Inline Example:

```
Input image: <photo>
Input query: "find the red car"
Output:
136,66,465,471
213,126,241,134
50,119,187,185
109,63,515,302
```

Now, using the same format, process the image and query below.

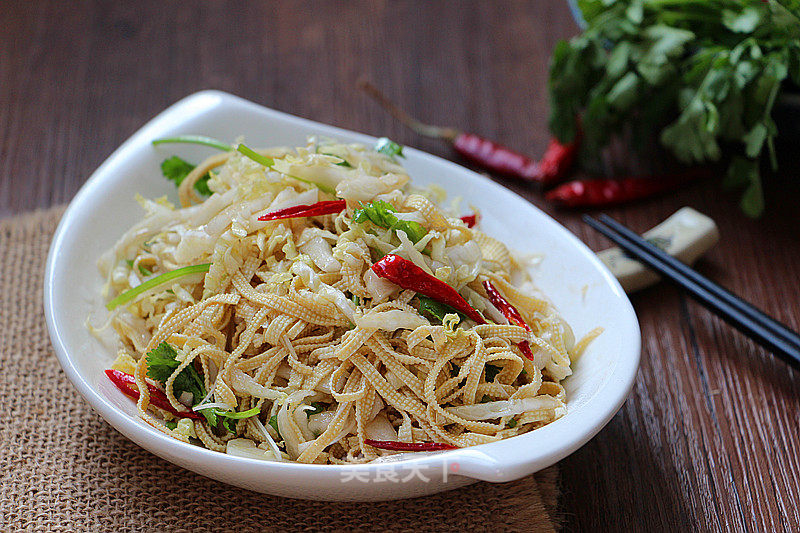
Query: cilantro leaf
161,156,194,187
221,417,237,434
269,414,281,440
195,407,261,434
722,7,761,33
606,72,640,112
726,156,764,217
145,342,181,383
145,342,206,409
353,200,397,228
352,200,427,243
160,156,212,197
740,175,765,218
375,137,404,158
202,408,217,428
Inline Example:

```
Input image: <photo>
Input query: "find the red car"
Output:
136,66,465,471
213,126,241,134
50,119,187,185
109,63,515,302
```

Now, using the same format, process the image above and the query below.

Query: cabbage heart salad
93,134,598,464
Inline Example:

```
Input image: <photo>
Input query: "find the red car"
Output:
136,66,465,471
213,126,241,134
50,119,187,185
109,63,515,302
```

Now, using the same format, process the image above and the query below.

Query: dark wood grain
3,1,799,530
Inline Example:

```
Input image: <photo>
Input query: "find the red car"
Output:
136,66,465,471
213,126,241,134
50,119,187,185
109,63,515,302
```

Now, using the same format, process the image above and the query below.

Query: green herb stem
106,263,211,310
216,407,261,419
238,143,337,194
152,135,233,152
236,143,274,167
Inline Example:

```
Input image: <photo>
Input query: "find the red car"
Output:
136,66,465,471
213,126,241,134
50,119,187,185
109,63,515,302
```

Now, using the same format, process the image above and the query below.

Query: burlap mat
0,206,560,532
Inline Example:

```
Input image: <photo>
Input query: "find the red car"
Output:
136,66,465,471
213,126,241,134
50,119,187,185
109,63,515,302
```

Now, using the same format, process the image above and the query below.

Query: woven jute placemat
0,206,560,532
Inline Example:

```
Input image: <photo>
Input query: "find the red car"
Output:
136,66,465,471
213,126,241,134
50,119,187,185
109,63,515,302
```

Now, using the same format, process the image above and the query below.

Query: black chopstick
596,213,800,350
584,214,800,367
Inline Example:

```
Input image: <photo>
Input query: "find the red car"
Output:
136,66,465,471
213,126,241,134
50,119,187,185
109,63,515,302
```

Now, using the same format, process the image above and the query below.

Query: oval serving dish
44,91,640,501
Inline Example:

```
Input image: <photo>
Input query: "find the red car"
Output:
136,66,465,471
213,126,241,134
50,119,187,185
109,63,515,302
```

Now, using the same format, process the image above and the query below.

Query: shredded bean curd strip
96,136,598,464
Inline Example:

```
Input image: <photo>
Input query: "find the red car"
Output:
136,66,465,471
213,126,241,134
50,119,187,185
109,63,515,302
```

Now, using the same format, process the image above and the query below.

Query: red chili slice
105,369,202,420
258,200,346,221
460,214,477,228
371,254,485,324
365,439,457,452
483,281,534,361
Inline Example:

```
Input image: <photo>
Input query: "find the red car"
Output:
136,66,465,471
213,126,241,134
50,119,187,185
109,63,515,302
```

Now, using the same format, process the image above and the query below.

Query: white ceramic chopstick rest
597,207,720,294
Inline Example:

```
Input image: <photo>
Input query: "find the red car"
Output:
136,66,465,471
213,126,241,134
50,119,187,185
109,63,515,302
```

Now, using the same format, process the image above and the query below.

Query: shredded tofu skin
95,136,598,464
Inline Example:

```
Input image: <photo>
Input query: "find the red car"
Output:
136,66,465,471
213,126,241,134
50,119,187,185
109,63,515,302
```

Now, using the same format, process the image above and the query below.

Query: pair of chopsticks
584,214,800,367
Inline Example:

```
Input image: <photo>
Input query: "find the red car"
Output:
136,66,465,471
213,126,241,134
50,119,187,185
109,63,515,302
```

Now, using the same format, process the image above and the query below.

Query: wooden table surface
3,1,799,530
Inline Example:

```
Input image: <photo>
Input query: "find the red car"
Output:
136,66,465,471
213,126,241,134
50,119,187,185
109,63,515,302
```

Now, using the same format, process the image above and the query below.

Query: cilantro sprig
145,342,262,430
161,156,212,196
152,136,232,197
146,342,206,410
549,0,800,216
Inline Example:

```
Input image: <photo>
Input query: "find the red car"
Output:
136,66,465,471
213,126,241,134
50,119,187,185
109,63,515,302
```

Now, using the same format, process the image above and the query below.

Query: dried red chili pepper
460,214,477,228
258,200,346,221
483,280,534,361
364,439,457,452
105,369,203,420
451,133,541,180
452,133,578,185
371,254,485,324
545,169,705,208
538,136,580,184
359,80,578,185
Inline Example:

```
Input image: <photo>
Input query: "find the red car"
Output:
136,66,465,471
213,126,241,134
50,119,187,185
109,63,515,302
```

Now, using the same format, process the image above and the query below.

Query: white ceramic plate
44,91,640,501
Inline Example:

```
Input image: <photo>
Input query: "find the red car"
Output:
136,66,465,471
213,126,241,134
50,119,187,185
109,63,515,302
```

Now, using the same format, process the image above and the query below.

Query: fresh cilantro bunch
549,0,800,216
